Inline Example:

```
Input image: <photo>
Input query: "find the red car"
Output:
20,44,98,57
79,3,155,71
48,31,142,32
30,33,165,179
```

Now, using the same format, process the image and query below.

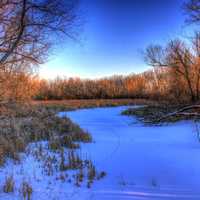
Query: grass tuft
3,175,15,193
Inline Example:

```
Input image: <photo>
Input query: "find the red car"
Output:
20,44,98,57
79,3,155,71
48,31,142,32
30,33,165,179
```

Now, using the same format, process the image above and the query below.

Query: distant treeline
32,64,197,104
0,0,200,105
1,59,199,104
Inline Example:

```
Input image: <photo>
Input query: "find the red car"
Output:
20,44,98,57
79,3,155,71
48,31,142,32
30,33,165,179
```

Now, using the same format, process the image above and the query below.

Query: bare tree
0,0,79,72
0,0,79,102
145,34,200,102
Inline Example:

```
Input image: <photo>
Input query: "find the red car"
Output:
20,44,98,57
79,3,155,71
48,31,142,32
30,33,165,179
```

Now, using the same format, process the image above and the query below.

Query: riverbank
122,104,200,124
33,99,155,112
0,103,107,199
1,100,199,199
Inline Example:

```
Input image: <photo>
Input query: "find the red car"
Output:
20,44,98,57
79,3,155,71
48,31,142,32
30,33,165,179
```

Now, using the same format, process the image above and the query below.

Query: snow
1,106,200,199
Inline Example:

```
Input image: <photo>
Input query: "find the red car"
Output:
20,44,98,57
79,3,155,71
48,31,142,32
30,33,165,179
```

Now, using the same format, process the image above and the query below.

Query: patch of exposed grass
57,148,106,187
21,181,33,200
0,101,108,193
3,175,15,193
122,105,199,124
0,104,92,166
33,99,154,112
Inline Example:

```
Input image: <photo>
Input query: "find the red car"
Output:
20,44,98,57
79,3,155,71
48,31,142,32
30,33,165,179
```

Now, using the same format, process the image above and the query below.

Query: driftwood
149,105,200,123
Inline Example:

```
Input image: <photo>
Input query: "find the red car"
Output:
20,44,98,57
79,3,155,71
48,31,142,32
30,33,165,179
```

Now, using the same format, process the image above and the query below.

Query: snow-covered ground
1,106,200,199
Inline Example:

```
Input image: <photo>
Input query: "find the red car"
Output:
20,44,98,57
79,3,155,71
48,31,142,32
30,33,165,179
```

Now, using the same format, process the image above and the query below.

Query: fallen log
148,105,200,123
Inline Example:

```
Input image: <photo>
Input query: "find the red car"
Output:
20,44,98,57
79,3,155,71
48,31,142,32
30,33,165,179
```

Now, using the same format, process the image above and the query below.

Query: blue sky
40,0,191,79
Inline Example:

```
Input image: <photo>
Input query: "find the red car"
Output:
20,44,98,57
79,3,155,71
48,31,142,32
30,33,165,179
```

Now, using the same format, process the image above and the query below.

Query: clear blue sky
40,0,191,79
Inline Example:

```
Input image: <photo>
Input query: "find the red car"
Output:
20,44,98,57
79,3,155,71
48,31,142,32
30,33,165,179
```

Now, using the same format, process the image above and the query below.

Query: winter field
1,106,200,199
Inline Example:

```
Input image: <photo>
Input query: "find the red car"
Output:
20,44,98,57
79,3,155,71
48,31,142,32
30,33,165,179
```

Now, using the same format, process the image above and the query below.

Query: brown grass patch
33,99,154,112
0,103,91,166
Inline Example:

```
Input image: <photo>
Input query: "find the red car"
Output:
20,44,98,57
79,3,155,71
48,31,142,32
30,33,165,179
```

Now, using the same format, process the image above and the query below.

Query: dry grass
21,181,33,200
0,101,107,191
3,175,15,193
33,99,154,112
0,103,91,166
122,105,200,124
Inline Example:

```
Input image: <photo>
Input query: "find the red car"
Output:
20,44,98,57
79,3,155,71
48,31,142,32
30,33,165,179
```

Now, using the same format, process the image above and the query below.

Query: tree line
1,0,200,105
24,66,191,104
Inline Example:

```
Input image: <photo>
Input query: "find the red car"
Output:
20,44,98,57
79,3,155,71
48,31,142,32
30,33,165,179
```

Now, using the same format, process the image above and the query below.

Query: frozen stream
1,106,200,200
63,106,200,199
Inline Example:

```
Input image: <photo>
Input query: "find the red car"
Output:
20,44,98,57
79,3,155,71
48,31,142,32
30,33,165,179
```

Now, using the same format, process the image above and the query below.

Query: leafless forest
1,1,200,106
